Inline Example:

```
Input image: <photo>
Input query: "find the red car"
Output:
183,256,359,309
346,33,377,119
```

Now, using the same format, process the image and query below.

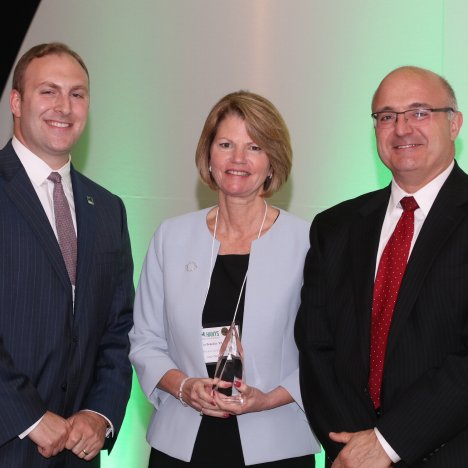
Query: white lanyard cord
205,199,268,324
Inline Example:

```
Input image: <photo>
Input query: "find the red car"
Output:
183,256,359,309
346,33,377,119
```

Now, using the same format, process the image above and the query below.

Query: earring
268,173,272,179
209,165,212,172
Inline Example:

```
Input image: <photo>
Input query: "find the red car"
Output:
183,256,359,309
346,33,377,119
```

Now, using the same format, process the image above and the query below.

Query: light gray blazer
129,207,320,464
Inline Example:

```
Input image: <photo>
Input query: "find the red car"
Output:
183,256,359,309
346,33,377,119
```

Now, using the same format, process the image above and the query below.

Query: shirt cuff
19,415,44,439
374,427,401,463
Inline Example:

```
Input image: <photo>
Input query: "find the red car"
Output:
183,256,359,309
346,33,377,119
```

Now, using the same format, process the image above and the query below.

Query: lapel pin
185,261,197,272
86,196,94,205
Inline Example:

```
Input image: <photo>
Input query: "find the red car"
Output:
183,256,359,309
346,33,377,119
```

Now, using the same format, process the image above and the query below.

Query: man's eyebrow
375,103,431,112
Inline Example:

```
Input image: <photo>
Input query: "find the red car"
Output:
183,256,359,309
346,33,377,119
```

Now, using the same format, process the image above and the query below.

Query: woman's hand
213,380,295,416
212,380,269,415
182,377,230,418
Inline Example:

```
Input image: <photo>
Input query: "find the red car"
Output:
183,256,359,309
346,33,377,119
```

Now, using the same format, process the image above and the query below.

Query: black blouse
193,254,249,464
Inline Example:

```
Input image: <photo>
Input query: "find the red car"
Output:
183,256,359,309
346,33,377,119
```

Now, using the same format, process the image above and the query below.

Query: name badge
201,324,239,364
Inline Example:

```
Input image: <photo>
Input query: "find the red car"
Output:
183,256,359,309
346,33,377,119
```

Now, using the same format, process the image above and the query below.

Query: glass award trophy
212,322,244,403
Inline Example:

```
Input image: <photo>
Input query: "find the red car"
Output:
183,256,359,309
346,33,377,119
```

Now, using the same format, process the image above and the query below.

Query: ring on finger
82,449,89,456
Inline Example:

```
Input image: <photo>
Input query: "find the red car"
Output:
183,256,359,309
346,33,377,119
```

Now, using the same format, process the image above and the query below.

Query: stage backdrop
1,1,468,467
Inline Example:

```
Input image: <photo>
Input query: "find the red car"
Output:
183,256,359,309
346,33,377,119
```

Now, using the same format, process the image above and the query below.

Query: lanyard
205,200,268,324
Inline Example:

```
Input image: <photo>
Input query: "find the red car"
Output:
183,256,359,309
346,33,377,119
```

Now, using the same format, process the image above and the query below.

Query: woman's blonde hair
195,90,292,197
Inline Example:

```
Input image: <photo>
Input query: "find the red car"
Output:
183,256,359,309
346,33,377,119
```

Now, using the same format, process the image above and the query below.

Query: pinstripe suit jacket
0,140,134,468
295,161,468,467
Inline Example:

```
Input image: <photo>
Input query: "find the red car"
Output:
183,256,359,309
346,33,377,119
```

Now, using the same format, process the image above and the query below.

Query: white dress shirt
374,160,454,463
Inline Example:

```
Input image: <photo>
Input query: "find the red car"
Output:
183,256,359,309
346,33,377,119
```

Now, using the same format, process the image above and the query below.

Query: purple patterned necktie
48,172,77,285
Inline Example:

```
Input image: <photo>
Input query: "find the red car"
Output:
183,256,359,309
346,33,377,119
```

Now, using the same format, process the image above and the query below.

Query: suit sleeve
82,197,134,445
376,359,468,464
294,215,374,460
0,339,47,445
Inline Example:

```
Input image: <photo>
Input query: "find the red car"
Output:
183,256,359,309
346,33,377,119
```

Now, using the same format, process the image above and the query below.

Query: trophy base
215,392,244,405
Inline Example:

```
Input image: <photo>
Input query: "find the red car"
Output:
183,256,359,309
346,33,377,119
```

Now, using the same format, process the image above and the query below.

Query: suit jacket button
61,383,68,392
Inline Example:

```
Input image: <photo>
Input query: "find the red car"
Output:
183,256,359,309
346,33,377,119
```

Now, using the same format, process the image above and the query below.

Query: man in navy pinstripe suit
0,43,134,467
296,66,468,467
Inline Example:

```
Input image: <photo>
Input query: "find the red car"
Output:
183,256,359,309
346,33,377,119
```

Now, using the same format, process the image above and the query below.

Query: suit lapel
0,142,70,290
71,168,96,317
386,163,468,357
351,187,390,365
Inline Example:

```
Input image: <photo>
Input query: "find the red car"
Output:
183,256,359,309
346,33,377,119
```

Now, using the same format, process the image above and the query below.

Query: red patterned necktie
48,172,77,285
369,196,419,409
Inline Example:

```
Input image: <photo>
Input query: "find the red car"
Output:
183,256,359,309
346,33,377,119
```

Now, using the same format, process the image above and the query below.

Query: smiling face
372,67,462,192
10,53,90,169
209,113,272,203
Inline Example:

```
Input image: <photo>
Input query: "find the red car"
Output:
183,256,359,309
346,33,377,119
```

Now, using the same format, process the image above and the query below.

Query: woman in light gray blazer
129,91,320,467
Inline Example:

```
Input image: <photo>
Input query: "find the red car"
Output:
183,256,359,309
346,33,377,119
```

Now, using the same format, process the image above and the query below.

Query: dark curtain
0,1,41,99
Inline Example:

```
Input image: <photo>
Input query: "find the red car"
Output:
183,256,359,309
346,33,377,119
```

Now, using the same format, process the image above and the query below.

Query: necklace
206,199,268,323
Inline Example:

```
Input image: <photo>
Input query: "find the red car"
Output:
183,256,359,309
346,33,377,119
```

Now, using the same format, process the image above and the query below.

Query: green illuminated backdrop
1,1,467,466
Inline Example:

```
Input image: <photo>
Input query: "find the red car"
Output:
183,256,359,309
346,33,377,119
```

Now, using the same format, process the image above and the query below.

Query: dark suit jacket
0,140,134,467
295,161,468,467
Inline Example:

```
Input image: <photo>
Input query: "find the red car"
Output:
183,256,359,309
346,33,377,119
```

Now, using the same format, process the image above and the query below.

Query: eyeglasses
371,107,455,128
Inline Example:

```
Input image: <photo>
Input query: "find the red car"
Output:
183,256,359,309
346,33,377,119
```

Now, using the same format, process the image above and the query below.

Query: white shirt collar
12,136,72,189
389,160,454,217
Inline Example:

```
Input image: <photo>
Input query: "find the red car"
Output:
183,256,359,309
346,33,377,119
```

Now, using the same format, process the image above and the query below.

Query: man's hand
28,411,71,458
330,429,392,468
65,411,108,461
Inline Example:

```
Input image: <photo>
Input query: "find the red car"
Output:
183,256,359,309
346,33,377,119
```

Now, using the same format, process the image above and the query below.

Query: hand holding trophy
212,322,244,403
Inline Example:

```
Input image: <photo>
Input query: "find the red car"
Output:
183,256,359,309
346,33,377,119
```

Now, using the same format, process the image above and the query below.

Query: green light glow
2,1,467,467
